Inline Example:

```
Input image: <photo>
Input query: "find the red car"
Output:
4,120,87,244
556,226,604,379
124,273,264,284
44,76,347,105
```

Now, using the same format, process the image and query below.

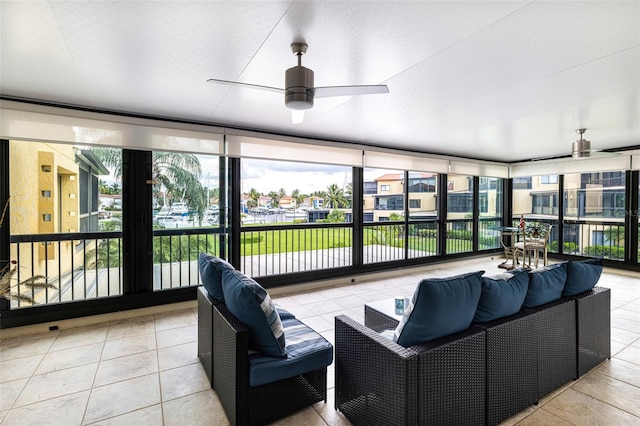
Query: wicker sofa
335,261,610,426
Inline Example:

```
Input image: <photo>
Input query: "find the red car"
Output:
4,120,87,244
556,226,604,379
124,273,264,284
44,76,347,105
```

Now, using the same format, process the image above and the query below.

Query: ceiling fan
572,128,617,159
207,42,389,124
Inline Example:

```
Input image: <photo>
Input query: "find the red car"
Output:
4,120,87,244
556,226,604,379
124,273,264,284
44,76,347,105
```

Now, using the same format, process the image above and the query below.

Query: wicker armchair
335,315,486,425
198,288,329,425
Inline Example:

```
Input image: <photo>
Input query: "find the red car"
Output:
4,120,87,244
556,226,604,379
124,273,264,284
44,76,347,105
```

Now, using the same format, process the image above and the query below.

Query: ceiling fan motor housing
285,65,314,110
572,138,591,158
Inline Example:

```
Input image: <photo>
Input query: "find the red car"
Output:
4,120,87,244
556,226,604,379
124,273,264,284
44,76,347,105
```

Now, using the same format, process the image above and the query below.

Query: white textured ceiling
1,1,639,163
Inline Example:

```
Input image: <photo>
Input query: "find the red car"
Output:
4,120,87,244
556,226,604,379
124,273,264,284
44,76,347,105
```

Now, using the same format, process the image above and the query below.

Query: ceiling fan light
572,138,591,158
285,96,314,110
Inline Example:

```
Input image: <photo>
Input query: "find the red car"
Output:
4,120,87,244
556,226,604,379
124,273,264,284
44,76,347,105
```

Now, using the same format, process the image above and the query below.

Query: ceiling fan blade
291,110,305,124
313,85,389,98
207,78,284,94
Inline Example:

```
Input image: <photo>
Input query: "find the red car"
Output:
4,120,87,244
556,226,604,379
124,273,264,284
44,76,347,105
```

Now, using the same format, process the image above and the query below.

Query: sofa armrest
412,326,486,425
571,286,611,376
335,315,418,426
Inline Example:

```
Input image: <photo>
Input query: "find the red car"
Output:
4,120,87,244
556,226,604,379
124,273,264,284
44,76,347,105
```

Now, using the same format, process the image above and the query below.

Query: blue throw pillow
222,268,286,357
198,252,234,302
523,262,567,308
393,271,484,347
473,270,529,322
563,259,603,296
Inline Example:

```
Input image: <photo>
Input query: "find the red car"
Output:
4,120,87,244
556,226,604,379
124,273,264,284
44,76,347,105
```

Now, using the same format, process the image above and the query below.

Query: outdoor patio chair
198,286,332,425
514,223,552,268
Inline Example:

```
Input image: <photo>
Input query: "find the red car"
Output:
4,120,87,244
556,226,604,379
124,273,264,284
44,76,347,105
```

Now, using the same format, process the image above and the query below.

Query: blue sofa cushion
222,268,286,357
198,252,234,302
523,262,567,308
473,269,529,322
393,271,484,347
563,259,603,296
248,318,333,387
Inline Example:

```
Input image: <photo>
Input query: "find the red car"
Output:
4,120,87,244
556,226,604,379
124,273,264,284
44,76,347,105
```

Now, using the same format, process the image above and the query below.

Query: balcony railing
7,217,630,309
7,229,224,309
240,223,353,276
561,220,625,260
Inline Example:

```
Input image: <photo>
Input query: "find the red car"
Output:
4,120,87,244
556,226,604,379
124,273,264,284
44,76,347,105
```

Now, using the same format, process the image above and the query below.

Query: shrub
584,245,624,260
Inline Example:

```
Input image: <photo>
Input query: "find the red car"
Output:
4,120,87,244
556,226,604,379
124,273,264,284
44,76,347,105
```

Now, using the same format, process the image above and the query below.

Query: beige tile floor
1,257,639,425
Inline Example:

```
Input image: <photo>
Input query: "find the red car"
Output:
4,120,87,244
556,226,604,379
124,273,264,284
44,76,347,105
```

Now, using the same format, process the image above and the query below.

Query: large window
513,177,532,190
408,171,438,220
564,171,625,260
478,176,503,250
512,174,558,254
151,151,220,229
363,168,403,222
241,158,352,225
532,192,558,215
375,195,403,210
446,174,473,254
8,141,121,306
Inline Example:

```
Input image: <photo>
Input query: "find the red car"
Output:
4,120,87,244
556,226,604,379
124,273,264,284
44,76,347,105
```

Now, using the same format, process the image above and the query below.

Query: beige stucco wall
9,140,80,282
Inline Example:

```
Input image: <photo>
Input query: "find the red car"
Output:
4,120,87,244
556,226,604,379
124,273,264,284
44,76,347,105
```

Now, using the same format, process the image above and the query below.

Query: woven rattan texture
364,304,400,332
476,310,538,426
335,315,418,426
414,326,486,425
574,287,611,377
197,287,214,386
532,298,577,399
205,293,327,425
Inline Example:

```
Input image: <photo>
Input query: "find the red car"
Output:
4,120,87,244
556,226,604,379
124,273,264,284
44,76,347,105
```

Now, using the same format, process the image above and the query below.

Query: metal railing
445,219,474,254
7,217,630,309
9,232,124,308
407,221,439,259
561,220,625,260
240,223,353,276
478,218,502,251
7,228,224,309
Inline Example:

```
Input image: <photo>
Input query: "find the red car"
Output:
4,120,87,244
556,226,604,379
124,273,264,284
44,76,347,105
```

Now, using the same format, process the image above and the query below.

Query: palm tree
325,183,348,209
268,191,280,207
247,188,261,209
91,148,204,214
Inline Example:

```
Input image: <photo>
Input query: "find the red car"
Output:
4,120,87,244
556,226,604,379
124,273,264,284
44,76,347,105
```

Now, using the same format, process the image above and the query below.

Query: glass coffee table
364,297,408,332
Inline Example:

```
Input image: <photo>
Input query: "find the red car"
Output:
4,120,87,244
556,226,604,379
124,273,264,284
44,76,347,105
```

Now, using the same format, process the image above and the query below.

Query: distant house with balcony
513,172,626,255
279,196,297,210
366,173,439,221
303,196,324,209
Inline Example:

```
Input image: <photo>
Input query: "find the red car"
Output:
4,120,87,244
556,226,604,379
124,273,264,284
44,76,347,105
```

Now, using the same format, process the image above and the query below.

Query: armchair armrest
335,315,418,425
211,299,251,425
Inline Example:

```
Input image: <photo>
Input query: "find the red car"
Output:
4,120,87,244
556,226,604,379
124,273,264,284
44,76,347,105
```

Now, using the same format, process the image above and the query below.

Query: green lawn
240,226,478,256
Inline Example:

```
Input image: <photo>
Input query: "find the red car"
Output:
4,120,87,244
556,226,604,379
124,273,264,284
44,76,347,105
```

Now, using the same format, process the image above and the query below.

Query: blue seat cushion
523,262,567,308
248,318,333,387
563,259,603,296
198,252,234,302
222,268,286,357
393,270,484,347
473,269,529,322
275,306,296,320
